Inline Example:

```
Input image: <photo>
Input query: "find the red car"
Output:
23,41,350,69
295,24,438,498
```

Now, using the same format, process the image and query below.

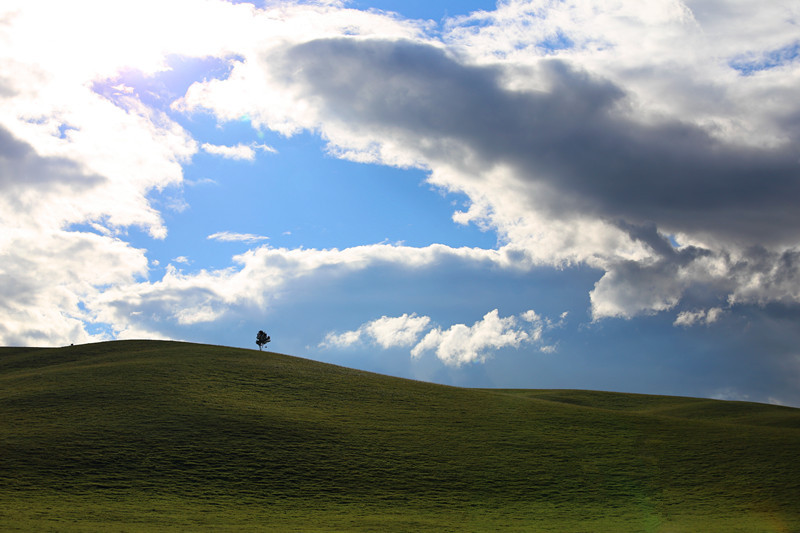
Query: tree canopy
256,330,270,351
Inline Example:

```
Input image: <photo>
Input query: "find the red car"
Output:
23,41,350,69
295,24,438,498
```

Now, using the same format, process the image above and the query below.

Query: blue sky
2,0,800,406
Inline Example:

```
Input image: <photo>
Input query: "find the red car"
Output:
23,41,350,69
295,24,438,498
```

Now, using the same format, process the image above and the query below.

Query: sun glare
10,0,251,80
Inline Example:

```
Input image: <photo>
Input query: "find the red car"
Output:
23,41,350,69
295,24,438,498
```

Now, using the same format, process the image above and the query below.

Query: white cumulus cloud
364,314,433,348
411,309,534,366
321,313,431,349
674,307,724,327
324,308,561,367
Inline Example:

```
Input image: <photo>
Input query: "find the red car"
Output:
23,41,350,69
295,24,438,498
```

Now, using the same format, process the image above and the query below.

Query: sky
2,0,800,406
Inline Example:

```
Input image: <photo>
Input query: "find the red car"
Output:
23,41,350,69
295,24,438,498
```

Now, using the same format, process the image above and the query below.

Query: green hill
1,340,798,532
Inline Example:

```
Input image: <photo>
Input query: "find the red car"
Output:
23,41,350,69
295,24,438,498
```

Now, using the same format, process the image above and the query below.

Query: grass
1,340,799,531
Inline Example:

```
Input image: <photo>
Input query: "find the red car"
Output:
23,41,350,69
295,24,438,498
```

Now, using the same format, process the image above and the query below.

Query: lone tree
256,330,271,351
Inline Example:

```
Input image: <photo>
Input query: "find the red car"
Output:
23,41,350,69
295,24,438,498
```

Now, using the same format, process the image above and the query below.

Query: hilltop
1,340,799,531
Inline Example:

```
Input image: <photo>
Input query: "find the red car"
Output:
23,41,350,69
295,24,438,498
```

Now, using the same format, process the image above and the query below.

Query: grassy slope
1,341,799,532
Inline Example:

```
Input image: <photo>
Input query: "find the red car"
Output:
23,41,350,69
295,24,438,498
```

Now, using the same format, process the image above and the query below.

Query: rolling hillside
1,340,799,531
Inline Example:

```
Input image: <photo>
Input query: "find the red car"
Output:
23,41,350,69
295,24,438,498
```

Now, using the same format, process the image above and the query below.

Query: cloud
410,309,547,366
186,177,218,186
323,308,560,366
0,123,154,346
674,307,724,327
200,142,276,160
321,313,431,349
321,328,363,349
365,314,432,348
0,82,193,240
0,125,102,192
208,231,270,243
254,143,278,154
201,142,256,161
0,0,253,344
0,125,106,228
0,226,149,346
271,37,800,246
174,2,800,320
282,35,798,319
711,388,751,403
89,243,502,340
2,0,800,350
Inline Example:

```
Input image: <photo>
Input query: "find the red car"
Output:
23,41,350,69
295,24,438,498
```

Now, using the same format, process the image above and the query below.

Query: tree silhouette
256,330,270,351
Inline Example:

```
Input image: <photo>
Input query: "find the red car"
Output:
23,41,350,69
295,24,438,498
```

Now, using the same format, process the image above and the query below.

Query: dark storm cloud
593,239,800,318
277,38,800,247
727,247,800,303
